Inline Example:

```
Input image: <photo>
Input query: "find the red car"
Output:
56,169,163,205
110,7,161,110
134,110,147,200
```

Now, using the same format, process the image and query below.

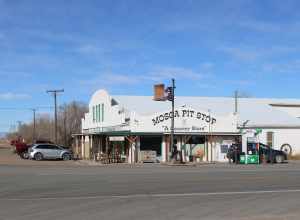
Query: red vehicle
10,138,30,159
11,138,55,159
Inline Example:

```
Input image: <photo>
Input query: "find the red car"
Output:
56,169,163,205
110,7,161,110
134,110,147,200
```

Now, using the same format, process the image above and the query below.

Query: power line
0,106,53,111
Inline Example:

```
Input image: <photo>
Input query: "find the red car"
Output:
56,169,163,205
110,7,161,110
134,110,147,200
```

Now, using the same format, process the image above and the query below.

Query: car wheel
22,152,29,159
62,153,71,161
281,144,292,156
275,155,284,163
34,153,43,161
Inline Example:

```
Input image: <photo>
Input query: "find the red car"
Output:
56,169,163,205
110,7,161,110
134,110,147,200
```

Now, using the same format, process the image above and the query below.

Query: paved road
1,163,300,220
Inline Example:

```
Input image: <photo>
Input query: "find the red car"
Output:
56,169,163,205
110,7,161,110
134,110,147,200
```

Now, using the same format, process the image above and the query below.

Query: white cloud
238,20,300,34
81,65,210,86
77,44,97,54
262,60,300,74
103,73,140,85
0,92,31,100
144,66,205,82
223,79,254,86
219,46,260,61
80,72,139,87
196,83,217,89
0,70,32,78
76,44,109,54
219,45,300,62
238,21,283,33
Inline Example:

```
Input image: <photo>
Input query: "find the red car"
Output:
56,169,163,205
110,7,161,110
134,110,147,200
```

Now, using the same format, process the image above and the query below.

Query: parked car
34,140,55,144
29,144,72,161
257,143,287,163
10,139,56,159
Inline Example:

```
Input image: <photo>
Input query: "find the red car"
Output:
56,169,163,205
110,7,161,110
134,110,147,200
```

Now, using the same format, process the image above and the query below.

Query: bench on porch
97,152,123,163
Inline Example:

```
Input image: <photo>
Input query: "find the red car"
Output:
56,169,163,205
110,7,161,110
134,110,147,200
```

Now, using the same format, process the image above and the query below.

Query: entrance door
218,140,233,162
140,136,162,156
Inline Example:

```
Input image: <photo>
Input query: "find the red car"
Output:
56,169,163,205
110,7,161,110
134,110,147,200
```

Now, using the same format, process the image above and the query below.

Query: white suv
29,144,72,161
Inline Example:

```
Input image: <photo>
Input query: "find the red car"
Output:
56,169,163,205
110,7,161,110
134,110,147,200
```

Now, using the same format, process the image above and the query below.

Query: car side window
36,145,48,149
48,145,60,150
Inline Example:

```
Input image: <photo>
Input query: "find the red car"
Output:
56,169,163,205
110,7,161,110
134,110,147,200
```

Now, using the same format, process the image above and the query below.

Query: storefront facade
73,89,300,163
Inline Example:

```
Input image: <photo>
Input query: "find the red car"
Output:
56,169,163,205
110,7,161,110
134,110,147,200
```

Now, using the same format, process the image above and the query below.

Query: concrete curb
74,160,218,167
161,162,216,167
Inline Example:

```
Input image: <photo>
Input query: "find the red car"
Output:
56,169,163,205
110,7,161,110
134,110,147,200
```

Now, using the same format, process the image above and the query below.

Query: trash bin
240,155,246,164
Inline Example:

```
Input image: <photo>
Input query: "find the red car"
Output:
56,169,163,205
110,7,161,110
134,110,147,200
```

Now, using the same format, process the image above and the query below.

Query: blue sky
1,0,300,132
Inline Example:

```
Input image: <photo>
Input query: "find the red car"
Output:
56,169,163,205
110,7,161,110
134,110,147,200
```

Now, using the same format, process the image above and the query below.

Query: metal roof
112,95,300,127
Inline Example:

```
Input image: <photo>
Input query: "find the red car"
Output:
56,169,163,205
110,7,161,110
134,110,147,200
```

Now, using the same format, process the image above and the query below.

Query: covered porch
72,132,140,164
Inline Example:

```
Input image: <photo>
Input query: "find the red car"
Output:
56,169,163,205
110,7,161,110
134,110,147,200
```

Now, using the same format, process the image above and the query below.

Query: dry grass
288,154,300,160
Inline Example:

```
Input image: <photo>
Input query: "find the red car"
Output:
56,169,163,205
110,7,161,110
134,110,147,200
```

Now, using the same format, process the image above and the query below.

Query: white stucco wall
82,90,239,135
260,129,300,155
81,89,300,158
82,90,127,131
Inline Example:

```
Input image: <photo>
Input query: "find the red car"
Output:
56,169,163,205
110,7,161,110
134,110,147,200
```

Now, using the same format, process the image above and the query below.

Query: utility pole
31,108,36,143
16,121,22,134
208,109,213,162
64,107,67,146
170,78,176,160
153,79,176,162
46,89,64,144
234,90,238,114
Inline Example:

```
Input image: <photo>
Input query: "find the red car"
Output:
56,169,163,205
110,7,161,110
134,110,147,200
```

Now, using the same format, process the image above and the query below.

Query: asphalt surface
1,161,300,220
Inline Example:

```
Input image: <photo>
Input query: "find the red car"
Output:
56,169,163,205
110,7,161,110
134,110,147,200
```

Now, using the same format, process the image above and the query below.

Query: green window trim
92,106,95,122
100,104,101,122
98,104,100,122
96,105,99,122
95,105,97,122
101,103,104,122
97,104,98,122
93,103,104,122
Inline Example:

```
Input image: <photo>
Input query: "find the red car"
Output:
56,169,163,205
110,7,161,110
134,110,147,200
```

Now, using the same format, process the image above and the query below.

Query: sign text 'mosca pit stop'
152,109,217,126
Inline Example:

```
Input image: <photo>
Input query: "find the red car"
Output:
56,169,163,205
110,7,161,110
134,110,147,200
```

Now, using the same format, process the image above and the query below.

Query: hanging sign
109,136,125,141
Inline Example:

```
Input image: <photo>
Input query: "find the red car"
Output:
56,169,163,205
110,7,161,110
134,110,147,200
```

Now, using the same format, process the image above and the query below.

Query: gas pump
240,139,260,164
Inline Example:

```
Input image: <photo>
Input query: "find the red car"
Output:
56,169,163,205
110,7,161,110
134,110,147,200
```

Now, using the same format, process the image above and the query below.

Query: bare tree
6,101,87,146
57,101,87,146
